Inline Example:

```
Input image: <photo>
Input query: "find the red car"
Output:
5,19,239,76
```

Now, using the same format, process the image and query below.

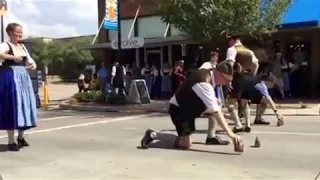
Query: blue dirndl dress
0,43,37,130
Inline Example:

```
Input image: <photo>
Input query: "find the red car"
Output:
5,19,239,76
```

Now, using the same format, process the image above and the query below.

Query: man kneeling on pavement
140,61,243,152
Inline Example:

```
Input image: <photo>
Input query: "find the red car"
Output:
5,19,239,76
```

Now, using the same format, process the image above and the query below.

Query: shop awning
80,36,195,50
280,0,320,29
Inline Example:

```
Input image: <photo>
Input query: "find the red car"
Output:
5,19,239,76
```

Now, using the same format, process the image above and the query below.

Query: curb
60,101,320,116
59,101,169,113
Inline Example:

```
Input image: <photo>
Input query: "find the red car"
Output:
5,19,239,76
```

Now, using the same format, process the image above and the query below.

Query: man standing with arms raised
225,35,270,133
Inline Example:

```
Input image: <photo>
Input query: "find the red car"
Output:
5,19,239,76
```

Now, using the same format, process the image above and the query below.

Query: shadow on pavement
160,129,227,135
137,133,240,156
0,144,8,152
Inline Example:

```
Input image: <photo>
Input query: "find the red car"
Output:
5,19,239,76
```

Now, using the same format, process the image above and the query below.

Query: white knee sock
243,104,251,127
7,130,15,144
230,108,242,128
207,116,216,138
256,103,267,119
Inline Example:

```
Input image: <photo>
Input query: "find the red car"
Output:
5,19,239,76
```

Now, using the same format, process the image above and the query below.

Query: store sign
111,37,144,50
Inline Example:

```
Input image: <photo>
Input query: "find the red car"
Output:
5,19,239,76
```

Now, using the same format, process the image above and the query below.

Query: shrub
72,91,105,103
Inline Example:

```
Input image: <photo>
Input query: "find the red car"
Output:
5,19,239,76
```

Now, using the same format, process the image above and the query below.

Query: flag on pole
103,0,119,31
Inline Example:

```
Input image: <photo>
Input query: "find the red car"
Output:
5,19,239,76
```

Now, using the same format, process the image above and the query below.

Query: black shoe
254,118,270,125
244,126,251,133
205,136,230,145
17,138,29,148
140,129,155,149
233,126,245,134
8,143,20,151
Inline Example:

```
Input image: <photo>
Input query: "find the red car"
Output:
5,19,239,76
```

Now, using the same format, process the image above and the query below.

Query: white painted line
0,113,158,139
253,131,320,136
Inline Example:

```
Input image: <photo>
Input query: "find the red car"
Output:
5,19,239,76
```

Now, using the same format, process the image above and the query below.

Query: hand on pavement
231,134,244,153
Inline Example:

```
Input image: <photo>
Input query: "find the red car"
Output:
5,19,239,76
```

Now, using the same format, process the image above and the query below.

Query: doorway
286,41,311,98
145,49,163,69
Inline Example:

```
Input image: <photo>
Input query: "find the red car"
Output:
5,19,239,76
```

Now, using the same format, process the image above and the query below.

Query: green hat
216,61,233,76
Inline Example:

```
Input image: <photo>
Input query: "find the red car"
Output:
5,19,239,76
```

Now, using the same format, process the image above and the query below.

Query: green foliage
158,0,293,40
72,91,105,103
32,36,95,80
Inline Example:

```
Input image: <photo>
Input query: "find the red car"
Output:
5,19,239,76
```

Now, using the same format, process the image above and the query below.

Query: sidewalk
38,83,77,109
60,100,320,116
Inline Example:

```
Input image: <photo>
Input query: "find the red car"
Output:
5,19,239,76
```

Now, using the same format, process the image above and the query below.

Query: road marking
0,113,158,139
253,131,320,136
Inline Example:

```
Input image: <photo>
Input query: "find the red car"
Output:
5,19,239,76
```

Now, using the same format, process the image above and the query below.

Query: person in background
172,60,185,94
77,71,86,93
98,62,109,93
151,64,161,99
160,62,172,98
279,53,294,98
125,63,133,94
141,63,153,95
111,62,126,95
131,63,140,79
0,23,37,151
87,73,99,91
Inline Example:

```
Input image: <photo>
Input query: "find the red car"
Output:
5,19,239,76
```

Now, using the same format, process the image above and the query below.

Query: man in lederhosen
111,61,126,95
140,61,244,153
224,35,271,133
235,63,284,129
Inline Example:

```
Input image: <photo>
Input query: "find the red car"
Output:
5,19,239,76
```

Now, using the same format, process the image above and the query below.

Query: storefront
273,0,320,97
87,0,320,96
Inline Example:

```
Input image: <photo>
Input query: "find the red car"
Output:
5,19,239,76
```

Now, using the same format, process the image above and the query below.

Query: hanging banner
0,0,8,16
103,0,119,31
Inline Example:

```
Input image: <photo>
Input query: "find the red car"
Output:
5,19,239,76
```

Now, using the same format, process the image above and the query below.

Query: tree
32,36,94,80
158,0,293,41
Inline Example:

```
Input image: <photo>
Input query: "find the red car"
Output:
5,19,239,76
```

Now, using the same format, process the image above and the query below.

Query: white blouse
0,42,36,65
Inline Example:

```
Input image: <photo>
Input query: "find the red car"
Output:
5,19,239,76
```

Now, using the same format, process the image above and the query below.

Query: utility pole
117,0,122,65
0,0,8,42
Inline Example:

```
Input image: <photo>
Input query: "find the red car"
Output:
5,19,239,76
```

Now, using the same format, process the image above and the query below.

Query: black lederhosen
241,85,263,104
169,69,210,136
168,104,197,137
229,72,253,99
240,75,264,104
229,72,263,103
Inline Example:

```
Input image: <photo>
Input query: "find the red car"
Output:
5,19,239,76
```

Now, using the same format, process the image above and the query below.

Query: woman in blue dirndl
0,23,37,151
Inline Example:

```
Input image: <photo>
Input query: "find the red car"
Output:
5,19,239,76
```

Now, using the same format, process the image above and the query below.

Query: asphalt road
0,110,319,179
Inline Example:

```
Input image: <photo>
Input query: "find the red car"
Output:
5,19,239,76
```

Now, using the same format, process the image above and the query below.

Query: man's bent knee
227,98,238,112
177,136,192,149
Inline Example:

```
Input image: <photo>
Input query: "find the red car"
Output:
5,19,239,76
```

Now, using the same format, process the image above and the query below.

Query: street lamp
0,0,7,42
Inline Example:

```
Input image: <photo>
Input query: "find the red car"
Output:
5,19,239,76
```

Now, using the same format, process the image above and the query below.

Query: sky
4,0,98,39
